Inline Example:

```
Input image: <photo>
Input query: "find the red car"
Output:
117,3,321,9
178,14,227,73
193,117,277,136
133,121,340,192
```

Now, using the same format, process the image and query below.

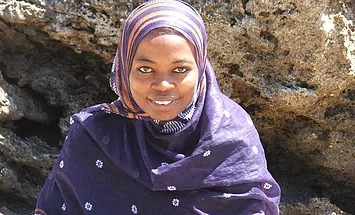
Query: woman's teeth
154,101,172,105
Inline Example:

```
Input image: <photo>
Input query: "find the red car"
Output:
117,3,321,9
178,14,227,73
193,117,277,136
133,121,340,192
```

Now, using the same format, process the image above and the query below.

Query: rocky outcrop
0,0,354,214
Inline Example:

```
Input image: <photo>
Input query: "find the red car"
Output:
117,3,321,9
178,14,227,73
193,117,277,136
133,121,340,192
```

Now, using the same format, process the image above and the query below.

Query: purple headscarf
35,0,281,214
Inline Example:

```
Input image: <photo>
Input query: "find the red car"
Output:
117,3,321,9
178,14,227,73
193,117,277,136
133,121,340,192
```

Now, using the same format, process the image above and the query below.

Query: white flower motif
131,204,138,214
167,186,176,191
84,202,93,211
48,172,54,180
102,136,110,144
161,162,168,167
62,203,66,211
101,106,111,114
172,198,180,207
224,110,230,118
95,159,104,168
263,183,272,190
132,171,139,178
203,150,211,157
252,146,259,154
69,117,74,124
59,160,64,169
223,193,232,198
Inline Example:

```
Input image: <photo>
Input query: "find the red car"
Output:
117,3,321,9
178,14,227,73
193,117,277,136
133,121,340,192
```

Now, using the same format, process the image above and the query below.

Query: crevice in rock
229,11,245,27
330,190,355,214
15,163,46,186
0,154,41,208
243,103,261,115
281,81,317,93
309,168,355,213
272,3,298,16
296,81,317,91
259,12,270,17
241,0,251,16
230,17,237,27
13,103,64,147
0,62,20,85
266,150,320,205
13,115,63,148
324,105,355,120
226,63,243,77
260,31,279,48
273,8,287,16
0,191,33,215
344,89,354,101
266,143,355,213
0,62,5,71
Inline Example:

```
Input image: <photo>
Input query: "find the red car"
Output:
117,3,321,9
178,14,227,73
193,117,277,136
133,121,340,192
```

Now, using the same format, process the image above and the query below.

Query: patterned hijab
104,0,207,123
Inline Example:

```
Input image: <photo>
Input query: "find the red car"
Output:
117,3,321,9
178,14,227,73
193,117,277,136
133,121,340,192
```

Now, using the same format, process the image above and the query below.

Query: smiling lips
149,97,177,106
153,100,173,105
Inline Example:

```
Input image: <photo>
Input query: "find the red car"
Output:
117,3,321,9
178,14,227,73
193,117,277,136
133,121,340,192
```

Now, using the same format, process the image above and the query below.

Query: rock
0,206,18,215
0,0,45,24
0,71,48,122
0,0,354,214
280,198,351,215
0,127,58,205
204,0,355,212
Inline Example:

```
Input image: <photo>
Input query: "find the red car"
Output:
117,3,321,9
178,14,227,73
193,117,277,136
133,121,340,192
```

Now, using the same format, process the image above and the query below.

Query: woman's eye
173,67,188,73
138,67,153,73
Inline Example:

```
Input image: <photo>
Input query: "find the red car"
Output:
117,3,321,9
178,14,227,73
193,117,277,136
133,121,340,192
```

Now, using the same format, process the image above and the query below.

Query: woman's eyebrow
172,59,195,64
134,56,155,63
134,57,194,65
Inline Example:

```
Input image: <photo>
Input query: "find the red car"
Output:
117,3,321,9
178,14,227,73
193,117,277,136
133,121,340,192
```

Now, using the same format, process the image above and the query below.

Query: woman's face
129,30,198,121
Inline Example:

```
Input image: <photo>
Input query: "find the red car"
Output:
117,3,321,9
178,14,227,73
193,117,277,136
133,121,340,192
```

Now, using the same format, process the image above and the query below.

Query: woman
35,0,280,214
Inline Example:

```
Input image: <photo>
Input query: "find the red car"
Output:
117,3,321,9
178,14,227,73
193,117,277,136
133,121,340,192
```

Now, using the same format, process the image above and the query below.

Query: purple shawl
35,0,280,214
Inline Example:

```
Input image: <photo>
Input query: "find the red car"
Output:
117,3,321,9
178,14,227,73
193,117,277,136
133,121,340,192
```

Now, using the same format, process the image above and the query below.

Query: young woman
35,0,280,214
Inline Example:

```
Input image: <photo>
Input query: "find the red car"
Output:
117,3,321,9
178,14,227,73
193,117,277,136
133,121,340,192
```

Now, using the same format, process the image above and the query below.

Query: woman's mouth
148,97,178,109
153,100,173,105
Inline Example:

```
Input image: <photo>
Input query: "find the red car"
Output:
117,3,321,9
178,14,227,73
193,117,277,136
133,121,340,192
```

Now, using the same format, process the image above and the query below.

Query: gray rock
0,128,57,204
0,71,48,122
0,206,18,215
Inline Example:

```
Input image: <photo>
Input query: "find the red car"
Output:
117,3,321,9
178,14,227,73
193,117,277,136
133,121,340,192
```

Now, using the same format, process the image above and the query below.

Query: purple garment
35,63,280,214
35,0,280,214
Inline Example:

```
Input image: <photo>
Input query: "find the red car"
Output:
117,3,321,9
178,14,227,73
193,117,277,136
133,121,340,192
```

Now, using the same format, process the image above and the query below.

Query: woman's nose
151,75,175,91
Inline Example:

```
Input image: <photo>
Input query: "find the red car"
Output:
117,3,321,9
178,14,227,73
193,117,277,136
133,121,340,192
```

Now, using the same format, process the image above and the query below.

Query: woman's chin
150,113,178,121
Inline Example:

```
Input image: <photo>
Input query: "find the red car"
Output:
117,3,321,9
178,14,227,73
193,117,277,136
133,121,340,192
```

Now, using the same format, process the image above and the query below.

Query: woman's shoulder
64,103,133,150
69,103,128,136
71,103,121,124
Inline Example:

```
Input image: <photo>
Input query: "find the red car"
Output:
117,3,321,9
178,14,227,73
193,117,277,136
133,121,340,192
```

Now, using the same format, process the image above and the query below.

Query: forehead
148,27,182,36
140,28,192,45
135,30,197,59
140,28,194,47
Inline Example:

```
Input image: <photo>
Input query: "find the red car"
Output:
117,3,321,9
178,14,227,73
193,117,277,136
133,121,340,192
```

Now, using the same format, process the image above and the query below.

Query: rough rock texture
0,0,354,214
